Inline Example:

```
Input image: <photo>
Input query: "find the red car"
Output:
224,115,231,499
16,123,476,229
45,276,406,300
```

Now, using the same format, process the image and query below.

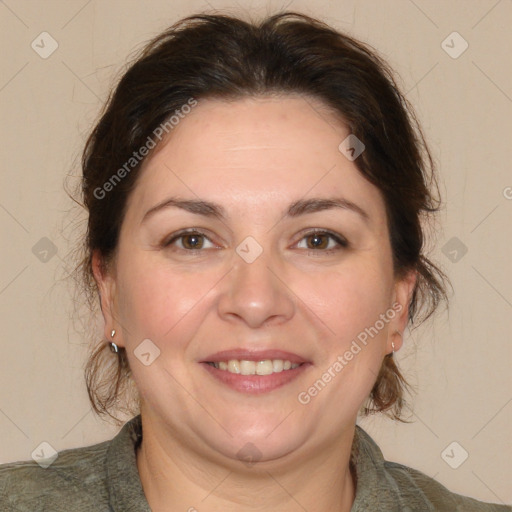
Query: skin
93,95,416,512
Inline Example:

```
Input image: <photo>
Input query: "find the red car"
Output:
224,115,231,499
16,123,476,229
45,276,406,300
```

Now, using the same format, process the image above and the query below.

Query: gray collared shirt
1,415,509,511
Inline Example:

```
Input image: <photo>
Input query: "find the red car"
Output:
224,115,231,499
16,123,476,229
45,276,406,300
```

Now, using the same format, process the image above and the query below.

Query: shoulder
0,438,111,512
352,425,511,512
384,459,511,511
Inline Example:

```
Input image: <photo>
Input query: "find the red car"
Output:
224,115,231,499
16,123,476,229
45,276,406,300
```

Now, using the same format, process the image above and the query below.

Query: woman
1,11,509,511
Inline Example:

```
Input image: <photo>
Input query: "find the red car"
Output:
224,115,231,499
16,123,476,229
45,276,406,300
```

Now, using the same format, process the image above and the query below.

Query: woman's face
95,95,415,464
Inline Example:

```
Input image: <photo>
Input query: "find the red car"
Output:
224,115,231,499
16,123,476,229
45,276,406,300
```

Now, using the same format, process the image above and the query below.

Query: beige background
1,0,511,505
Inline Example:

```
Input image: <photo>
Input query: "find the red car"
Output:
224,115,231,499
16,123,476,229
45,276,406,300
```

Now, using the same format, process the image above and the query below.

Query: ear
92,249,123,347
387,269,417,354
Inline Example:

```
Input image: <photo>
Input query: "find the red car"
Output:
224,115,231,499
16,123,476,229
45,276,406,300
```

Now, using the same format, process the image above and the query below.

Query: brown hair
76,11,450,425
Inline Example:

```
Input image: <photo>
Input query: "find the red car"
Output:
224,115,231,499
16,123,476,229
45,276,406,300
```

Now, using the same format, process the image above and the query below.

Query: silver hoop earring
109,329,119,353
390,330,402,356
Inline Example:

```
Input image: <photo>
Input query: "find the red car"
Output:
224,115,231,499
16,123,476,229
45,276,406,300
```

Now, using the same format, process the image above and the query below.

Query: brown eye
181,233,205,250
297,230,348,252
163,230,215,251
306,233,329,249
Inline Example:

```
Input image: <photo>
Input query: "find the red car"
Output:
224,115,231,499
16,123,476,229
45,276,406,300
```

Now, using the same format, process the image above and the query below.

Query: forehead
126,95,386,226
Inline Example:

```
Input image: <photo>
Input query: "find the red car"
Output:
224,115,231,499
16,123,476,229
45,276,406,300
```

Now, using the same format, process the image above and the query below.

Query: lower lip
201,362,312,394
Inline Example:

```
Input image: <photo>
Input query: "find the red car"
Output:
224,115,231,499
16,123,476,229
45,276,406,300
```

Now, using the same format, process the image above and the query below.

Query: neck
135,412,356,512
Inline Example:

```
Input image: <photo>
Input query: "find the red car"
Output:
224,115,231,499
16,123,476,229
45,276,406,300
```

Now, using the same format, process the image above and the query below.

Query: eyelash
163,228,349,254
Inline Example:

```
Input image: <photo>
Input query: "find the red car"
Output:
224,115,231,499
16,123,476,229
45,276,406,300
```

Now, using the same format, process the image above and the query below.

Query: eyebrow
141,196,370,224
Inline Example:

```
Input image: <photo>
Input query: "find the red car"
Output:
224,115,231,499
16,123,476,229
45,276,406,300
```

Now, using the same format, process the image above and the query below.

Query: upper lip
200,349,311,365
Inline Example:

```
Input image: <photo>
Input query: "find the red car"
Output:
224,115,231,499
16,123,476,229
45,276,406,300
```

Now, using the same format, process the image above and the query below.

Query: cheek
116,254,212,344
115,238,394,357
303,257,394,344
298,263,392,418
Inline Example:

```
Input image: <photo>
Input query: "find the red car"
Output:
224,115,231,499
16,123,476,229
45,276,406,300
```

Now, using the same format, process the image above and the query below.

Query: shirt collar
351,424,432,511
107,414,150,511
106,415,431,511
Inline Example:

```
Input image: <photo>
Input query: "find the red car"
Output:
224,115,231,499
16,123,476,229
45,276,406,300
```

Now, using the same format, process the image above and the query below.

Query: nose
217,246,296,329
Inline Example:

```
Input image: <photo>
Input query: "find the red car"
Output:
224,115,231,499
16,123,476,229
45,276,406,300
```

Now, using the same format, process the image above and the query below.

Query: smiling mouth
201,357,311,394
206,359,304,375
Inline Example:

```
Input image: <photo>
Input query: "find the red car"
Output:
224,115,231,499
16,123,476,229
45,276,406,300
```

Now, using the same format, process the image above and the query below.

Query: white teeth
272,359,284,372
256,360,274,375
240,360,255,375
209,359,301,375
228,360,240,374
